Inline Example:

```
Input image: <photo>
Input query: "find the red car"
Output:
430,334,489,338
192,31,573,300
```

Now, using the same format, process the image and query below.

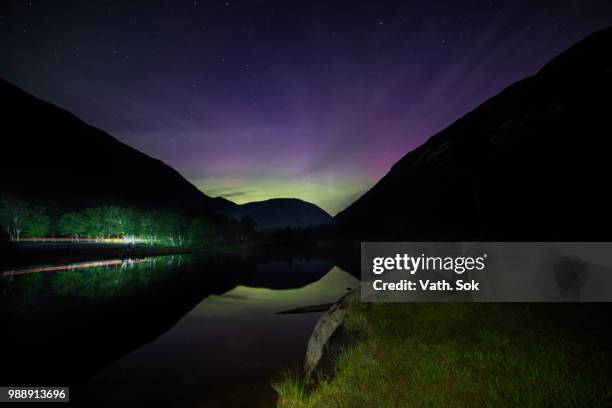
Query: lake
0,253,359,407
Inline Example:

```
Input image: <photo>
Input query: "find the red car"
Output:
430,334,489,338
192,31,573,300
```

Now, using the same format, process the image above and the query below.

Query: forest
0,196,256,247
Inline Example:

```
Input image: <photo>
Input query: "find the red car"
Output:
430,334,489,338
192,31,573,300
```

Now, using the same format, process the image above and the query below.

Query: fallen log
303,288,360,377
276,303,335,314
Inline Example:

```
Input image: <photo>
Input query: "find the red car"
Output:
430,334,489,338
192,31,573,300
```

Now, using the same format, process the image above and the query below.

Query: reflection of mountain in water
208,267,359,315
245,259,334,289
0,254,344,387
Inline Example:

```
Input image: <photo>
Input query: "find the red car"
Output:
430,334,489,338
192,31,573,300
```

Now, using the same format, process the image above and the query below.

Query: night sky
2,1,612,214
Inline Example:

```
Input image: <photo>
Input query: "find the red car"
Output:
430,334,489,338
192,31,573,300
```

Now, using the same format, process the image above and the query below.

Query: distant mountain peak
224,197,332,229
0,79,331,229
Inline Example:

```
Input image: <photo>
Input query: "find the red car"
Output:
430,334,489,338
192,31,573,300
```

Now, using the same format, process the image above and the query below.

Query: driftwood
303,288,360,376
276,303,335,314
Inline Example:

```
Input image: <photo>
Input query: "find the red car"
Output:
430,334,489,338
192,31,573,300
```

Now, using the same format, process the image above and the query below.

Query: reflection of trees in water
51,256,185,299
0,253,225,386
1,254,337,309
0,253,341,386
0,255,194,308
0,272,44,307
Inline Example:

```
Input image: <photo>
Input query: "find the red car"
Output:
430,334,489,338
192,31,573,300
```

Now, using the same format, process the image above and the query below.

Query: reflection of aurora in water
0,253,352,397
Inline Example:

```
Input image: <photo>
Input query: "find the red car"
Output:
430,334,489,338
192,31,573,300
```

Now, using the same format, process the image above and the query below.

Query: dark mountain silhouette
224,198,332,229
335,27,612,241
0,78,221,211
0,80,328,228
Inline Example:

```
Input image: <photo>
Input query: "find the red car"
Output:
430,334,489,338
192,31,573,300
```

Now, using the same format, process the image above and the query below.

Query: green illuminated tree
83,207,107,239
23,206,51,239
0,197,32,241
0,198,51,240
155,212,189,247
140,212,157,245
58,212,87,241
104,206,140,241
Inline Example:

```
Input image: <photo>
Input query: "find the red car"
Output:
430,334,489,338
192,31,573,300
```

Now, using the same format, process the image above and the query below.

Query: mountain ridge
0,78,218,211
0,79,329,229
224,198,332,229
335,27,612,240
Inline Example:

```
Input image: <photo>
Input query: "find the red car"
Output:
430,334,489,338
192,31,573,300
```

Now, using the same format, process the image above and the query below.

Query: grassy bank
274,303,612,407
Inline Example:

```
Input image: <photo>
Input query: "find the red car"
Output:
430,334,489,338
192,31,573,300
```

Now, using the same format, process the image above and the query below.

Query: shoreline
274,301,612,407
0,241,257,270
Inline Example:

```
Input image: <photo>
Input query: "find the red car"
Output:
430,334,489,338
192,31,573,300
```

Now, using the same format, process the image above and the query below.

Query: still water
0,254,358,407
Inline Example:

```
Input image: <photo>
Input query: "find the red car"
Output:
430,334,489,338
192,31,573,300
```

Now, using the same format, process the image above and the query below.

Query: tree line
0,196,256,246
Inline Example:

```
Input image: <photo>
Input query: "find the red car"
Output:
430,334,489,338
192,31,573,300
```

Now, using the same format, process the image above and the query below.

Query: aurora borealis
2,1,612,214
